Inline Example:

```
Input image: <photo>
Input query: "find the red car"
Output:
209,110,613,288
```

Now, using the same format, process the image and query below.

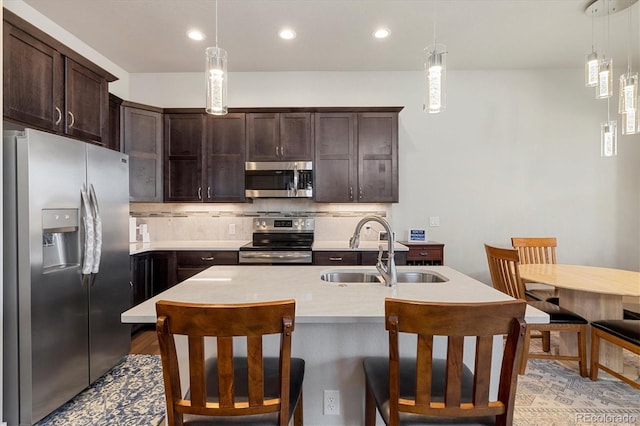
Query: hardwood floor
130,326,160,355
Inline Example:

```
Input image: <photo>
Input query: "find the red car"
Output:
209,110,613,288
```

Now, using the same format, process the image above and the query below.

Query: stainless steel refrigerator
3,128,131,425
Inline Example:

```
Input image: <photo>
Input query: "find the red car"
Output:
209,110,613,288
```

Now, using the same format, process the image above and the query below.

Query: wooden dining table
519,263,640,373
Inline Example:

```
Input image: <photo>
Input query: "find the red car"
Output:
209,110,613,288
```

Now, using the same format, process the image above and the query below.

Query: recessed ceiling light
278,28,296,40
187,29,205,41
373,28,390,39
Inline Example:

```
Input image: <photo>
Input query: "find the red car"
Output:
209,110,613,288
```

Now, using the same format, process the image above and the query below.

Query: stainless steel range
239,217,314,264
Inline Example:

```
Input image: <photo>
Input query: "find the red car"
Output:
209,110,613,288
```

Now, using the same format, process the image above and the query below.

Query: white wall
130,70,640,282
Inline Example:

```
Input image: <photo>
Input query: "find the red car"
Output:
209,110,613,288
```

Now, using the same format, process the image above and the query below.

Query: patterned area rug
35,355,165,426
36,351,639,426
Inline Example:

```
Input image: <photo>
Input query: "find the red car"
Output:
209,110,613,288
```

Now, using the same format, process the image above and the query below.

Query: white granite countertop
130,240,407,255
121,265,548,325
129,240,249,255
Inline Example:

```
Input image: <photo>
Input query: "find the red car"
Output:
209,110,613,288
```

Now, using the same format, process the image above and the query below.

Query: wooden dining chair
484,244,588,377
156,299,304,426
590,319,640,390
511,237,558,302
363,298,527,426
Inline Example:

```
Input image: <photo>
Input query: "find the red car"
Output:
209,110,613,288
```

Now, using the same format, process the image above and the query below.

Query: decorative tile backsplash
130,200,392,242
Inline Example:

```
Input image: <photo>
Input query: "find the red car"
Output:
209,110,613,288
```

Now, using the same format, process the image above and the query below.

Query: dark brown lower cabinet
313,251,407,266
150,251,177,296
398,242,445,265
175,250,239,282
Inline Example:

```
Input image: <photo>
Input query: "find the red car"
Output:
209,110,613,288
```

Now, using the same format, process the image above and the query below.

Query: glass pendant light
424,44,446,114
597,57,613,99
618,0,638,135
621,109,638,134
601,120,617,156
424,1,446,114
585,7,599,87
205,0,228,115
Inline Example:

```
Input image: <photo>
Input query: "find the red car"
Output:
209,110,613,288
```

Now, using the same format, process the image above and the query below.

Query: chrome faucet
349,216,397,287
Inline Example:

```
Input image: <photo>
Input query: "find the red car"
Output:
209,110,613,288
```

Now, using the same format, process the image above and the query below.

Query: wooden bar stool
363,298,527,426
156,299,305,426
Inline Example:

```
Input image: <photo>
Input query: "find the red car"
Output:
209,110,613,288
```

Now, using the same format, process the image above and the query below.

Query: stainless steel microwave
245,161,313,198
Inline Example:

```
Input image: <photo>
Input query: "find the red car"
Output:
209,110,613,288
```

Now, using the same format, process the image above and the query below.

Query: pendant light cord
606,0,611,122
432,0,437,46
591,5,596,52
626,0,632,74
215,0,219,48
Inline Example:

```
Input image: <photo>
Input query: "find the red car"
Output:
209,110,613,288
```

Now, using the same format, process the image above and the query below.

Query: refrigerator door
86,144,131,382
15,129,89,424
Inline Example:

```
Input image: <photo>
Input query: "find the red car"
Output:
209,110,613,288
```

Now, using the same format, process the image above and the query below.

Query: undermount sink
320,271,383,283
320,270,448,284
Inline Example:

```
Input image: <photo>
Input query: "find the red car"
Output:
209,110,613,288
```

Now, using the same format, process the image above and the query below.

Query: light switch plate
429,216,440,227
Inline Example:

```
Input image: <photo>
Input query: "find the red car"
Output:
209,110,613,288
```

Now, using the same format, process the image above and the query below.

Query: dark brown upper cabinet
246,112,312,161
164,113,204,202
122,102,164,202
164,112,246,203
204,113,246,202
3,9,117,146
315,108,400,203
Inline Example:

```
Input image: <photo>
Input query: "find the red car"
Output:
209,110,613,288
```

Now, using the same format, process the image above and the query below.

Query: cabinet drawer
313,251,359,265
361,251,407,266
175,250,238,267
406,247,443,262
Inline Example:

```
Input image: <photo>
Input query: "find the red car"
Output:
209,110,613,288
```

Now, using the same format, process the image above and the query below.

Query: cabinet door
246,113,279,161
3,23,63,132
280,112,312,160
357,112,398,202
107,93,122,152
123,106,163,202
314,113,357,202
64,58,108,144
130,254,150,307
205,113,246,202
164,114,204,202
150,251,177,296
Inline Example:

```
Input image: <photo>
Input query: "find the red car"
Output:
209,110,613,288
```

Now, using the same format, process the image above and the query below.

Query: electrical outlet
228,223,236,235
323,390,340,415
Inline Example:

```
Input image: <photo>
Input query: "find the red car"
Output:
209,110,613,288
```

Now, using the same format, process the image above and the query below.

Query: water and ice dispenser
42,208,80,272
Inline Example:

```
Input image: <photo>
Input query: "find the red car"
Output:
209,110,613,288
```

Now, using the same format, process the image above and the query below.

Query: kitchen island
122,265,547,425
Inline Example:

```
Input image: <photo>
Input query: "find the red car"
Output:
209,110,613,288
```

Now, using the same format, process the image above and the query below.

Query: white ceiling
20,0,640,73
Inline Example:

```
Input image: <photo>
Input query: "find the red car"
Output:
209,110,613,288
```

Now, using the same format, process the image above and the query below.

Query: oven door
238,250,312,264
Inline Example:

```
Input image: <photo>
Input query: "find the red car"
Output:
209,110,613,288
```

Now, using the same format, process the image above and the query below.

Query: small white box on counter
408,228,426,242
129,217,137,242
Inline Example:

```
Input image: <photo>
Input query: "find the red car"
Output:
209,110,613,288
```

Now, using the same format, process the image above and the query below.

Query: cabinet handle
329,257,343,261
197,187,202,200
201,256,215,261
359,186,363,199
207,186,212,199
349,186,353,200
281,145,284,157
420,252,429,256
68,111,75,128
54,107,62,125
275,146,279,158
